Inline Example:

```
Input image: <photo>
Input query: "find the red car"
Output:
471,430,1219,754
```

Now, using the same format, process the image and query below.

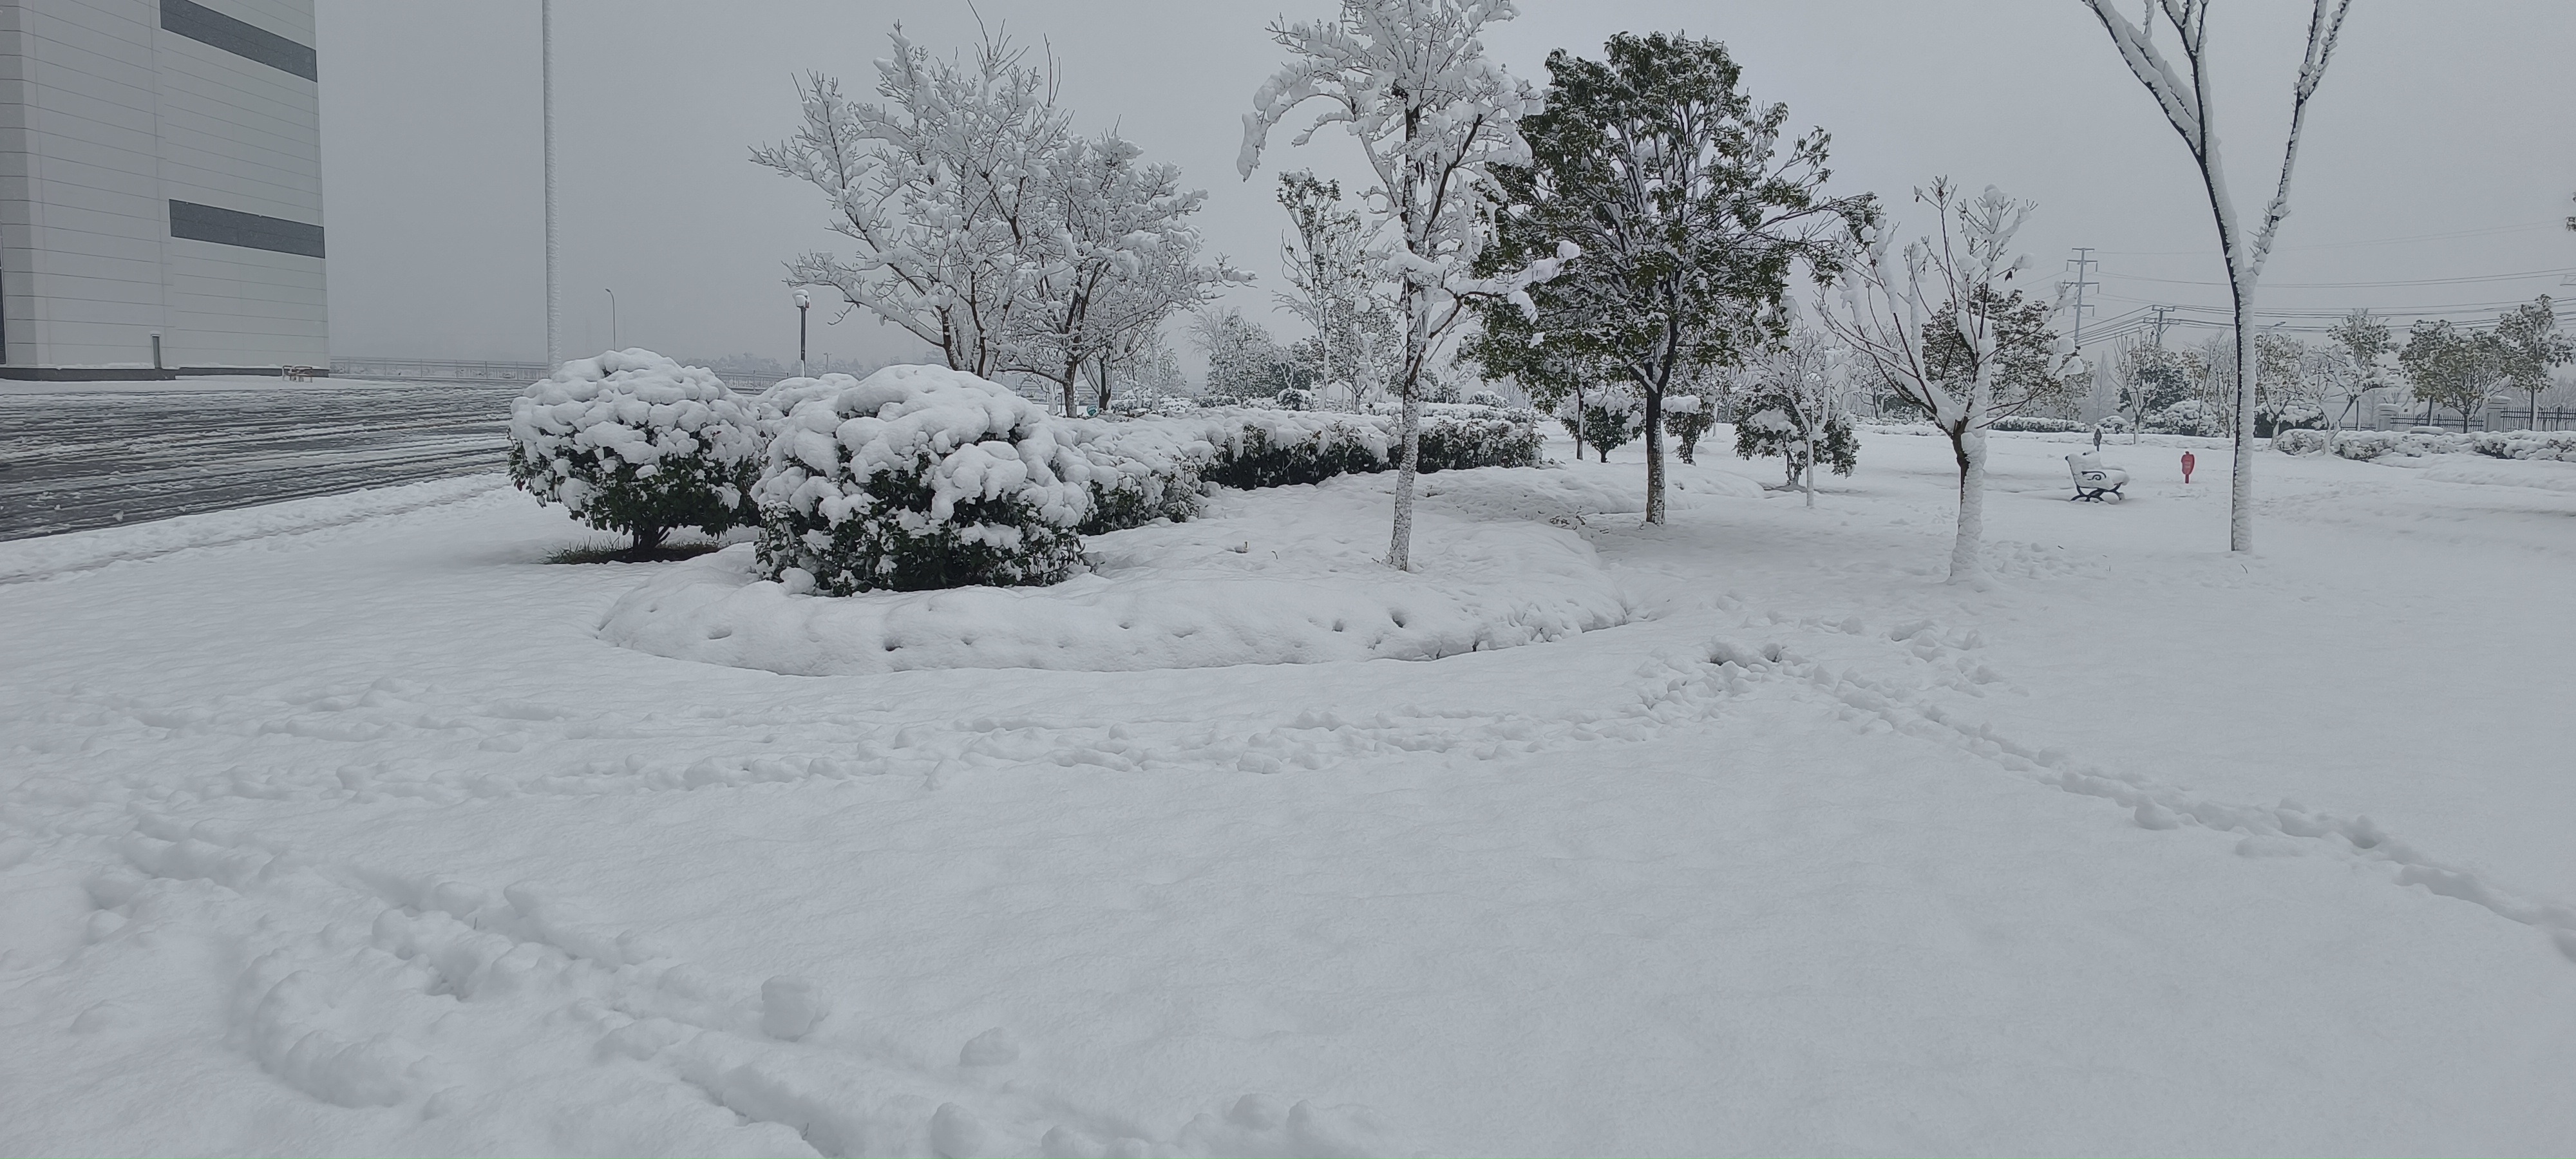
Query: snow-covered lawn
3,429,2572,1155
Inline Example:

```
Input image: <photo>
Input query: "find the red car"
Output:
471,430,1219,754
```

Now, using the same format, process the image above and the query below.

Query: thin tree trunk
1642,382,1666,525
1949,425,1986,583
2228,274,2258,552
1387,284,1426,572
1804,428,1817,508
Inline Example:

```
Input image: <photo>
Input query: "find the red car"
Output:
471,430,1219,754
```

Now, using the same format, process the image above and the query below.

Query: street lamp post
542,0,559,369
604,288,618,350
795,289,811,378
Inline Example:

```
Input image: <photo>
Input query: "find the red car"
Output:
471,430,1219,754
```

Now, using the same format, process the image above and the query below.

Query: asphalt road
0,377,525,540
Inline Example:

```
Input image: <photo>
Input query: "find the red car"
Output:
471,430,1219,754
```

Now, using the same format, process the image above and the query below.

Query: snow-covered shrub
1062,420,1209,535
2289,428,2576,462
506,350,764,552
2143,399,2226,437
1103,391,1194,419
752,366,1095,595
1467,390,1508,409
2470,431,2576,462
2271,428,2329,455
1194,414,1388,489
1561,388,1642,455
1270,386,1319,411
1987,415,2091,433
1412,414,1545,472
1665,393,1715,464
1734,405,1857,484
2096,413,2133,435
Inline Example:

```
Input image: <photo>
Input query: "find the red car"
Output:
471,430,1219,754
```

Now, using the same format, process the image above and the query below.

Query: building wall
0,0,323,370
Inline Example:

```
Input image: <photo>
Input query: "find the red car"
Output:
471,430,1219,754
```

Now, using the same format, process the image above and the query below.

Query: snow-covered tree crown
751,28,1072,378
1236,0,1573,316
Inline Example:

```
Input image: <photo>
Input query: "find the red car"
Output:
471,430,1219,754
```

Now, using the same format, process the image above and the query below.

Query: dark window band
169,200,325,258
160,0,316,80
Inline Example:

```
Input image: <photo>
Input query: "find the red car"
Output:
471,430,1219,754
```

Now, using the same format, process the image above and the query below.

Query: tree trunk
1641,384,1666,525
2228,274,2258,553
1094,357,1113,416
1948,424,1985,583
631,523,667,557
1387,285,1426,572
1803,428,1817,508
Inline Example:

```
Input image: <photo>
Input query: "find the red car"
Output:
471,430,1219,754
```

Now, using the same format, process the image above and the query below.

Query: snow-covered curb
601,470,1645,675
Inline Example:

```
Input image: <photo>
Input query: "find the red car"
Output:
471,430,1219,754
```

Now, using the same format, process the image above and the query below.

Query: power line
2104,266,2576,290
2090,220,2565,257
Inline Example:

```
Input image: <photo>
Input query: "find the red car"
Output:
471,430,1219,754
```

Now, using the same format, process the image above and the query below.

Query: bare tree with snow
1021,133,1245,417
2080,0,2355,552
1825,180,2081,585
752,28,1072,380
1238,0,1576,570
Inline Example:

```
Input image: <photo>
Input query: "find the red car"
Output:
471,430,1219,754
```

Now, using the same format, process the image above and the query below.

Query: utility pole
542,0,560,370
603,288,617,350
2149,303,2173,349
2064,247,2098,352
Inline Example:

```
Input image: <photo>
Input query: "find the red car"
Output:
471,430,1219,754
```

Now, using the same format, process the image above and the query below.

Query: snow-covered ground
3,428,2573,1155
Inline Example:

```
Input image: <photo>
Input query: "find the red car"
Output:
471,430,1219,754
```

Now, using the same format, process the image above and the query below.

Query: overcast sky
312,1,2576,368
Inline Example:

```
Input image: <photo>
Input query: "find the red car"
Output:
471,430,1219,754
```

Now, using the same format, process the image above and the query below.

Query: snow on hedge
2276,428,2576,462
752,366,1097,595
505,350,764,549
602,468,1638,675
1064,405,1546,531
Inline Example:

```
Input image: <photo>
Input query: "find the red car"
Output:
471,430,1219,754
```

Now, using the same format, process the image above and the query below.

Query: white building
0,0,323,378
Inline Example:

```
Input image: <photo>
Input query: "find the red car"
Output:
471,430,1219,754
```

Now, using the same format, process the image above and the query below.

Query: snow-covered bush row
2275,428,2576,462
2143,399,2228,437
1987,415,2093,433
1069,406,1545,522
506,350,764,551
752,367,1095,596
509,361,1546,594
2472,431,2576,461
601,472,1630,675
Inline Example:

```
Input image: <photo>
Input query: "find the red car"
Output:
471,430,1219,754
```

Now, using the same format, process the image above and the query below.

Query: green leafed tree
2398,319,2508,431
1470,31,1870,524
2493,295,2572,430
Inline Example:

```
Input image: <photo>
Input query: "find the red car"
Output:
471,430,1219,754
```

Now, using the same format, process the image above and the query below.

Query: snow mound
601,468,1634,675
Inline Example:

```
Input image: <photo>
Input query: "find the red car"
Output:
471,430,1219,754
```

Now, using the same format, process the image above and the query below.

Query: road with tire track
0,377,522,540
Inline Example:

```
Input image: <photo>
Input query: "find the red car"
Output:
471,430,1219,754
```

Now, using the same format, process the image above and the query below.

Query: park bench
2066,451,2128,502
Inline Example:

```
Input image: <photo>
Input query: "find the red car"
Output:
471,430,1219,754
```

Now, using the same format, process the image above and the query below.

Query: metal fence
2364,403,2576,433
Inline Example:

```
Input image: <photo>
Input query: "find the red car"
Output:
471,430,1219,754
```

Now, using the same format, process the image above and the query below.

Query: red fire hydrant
2181,451,2197,484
